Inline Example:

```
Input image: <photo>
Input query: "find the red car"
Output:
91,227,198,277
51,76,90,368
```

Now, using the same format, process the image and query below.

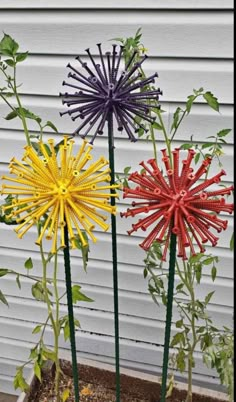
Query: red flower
121,148,234,260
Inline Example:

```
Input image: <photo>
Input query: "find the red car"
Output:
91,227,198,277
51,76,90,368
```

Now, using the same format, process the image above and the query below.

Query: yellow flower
1,136,118,253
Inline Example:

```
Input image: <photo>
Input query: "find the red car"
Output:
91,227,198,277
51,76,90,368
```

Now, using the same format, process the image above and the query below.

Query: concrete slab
0,393,17,402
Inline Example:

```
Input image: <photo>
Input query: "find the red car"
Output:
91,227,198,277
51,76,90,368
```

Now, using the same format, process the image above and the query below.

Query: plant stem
150,123,157,161
13,64,31,146
156,108,173,167
169,109,187,143
39,238,60,402
0,92,16,111
183,260,198,402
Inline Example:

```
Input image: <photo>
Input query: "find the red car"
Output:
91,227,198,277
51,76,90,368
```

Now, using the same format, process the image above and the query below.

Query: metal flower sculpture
121,148,234,260
1,136,118,253
60,44,162,146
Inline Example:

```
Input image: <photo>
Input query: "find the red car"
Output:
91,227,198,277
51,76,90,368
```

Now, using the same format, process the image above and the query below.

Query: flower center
55,181,71,198
174,190,187,206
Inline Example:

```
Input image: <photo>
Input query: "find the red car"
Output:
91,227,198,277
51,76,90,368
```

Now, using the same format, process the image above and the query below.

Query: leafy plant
0,34,93,402
114,30,234,402
203,327,234,401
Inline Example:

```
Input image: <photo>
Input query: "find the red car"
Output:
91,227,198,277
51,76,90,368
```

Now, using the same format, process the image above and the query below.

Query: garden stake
160,231,177,402
64,223,80,402
108,114,121,402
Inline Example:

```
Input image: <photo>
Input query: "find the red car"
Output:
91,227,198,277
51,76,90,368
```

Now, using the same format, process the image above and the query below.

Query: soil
27,360,226,402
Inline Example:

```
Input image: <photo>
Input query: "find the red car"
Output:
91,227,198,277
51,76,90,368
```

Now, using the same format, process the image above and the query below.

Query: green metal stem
108,115,121,402
160,232,177,402
63,224,80,402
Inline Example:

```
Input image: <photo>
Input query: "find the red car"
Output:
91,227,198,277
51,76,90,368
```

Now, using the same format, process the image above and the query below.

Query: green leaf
16,52,28,63
62,388,70,402
230,233,234,251
196,326,206,334
64,320,70,341
72,285,94,304
42,347,56,362
14,368,29,392
203,91,219,112
5,110,18,120
176,319,183,328
195,264,202,284
0,268,9,277
211,266,217,282
31,282,46,302
32,324,42,334
171,332,185,347
180,143,192,150
4,59,15,67
44,120,58,133
161,293,167,306
16,274,21,289
0,290,8,306
194,152,200,165
186,94,196,113
217,128,231,138
176,283,184,291
176,349,186,372
74,239,90,272
205,291,215,305
74,319,81,328
189,253,204,264
24,257,33,270
124,166,131,175
171,107,182,132
30,346,38,359
34,361,42,382
152,122,163,130
202,257,214,265
0,33,19,56
110,37,124,43
21,108,42,123
193,87,204,94
201,142,214,149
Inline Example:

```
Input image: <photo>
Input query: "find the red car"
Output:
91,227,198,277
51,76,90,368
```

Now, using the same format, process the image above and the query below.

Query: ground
0,393,17,402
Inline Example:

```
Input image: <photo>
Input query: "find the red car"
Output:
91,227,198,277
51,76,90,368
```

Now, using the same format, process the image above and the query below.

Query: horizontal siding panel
0,0,233,9
0,241,233,280
1,298,170,345
0,55,232,103
0,221,233,263
0,101,234,144
0,11,233,58
0,358,28,378
0,276,233,325
0,319,219,378
0,131,234,179
0,375,20,396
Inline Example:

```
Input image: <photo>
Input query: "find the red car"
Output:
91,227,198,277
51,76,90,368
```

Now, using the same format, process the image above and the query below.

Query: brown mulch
27,360,226,402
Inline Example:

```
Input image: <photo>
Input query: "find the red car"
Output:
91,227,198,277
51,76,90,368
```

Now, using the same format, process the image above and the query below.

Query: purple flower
60,44,162,146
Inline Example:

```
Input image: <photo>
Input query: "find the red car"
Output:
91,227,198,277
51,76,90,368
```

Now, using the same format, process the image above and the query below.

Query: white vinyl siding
0,1,233,395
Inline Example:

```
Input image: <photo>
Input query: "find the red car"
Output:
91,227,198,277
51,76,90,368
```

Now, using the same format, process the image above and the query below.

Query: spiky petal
121,148,234,260
1,137,119,253
60,44,162,147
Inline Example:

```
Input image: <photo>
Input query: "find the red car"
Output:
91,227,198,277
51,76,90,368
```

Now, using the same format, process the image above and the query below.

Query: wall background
0,0,233,395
